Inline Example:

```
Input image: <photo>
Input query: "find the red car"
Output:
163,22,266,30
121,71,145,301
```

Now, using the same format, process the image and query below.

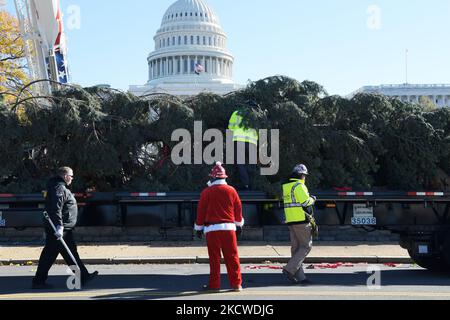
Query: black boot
81,271,99,285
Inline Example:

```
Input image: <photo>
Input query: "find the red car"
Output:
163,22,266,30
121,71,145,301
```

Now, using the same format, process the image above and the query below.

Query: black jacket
45,176,78,231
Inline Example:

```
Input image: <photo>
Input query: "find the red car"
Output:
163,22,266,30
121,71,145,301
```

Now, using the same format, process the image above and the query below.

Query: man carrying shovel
32,167,98,289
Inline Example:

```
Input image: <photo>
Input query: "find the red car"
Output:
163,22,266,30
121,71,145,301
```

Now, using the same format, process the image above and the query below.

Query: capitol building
129,0,242,97
353,84,450,108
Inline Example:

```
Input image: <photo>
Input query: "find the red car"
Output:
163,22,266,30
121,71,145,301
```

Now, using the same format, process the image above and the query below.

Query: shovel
43,211,80,271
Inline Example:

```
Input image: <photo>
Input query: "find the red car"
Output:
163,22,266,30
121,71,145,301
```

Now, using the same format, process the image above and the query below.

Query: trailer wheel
408,249,449,272
399,235,411,249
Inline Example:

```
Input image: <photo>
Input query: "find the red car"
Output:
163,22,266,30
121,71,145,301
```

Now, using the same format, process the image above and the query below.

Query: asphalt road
1,263,450,300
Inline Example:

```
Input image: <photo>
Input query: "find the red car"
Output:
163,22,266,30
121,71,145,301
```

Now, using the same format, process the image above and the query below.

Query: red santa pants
206,230,242,289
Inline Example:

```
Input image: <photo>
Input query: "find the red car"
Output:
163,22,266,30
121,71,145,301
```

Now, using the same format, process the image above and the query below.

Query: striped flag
54,2,69,83
194,63,204,75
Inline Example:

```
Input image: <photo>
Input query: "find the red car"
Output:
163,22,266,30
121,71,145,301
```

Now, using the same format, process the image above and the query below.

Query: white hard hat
293,164,309,175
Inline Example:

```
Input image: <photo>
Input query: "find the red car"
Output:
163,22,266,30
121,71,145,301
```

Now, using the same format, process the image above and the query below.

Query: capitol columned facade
129,0,242,97
354,84,450,108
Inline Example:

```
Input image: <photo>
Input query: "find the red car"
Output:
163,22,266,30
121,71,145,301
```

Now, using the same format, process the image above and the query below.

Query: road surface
1,263,450,300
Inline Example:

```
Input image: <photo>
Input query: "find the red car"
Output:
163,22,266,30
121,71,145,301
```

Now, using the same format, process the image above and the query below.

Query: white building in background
354,84,450,108
129,0,242,97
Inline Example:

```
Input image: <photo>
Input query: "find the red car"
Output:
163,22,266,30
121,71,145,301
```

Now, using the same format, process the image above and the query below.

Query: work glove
236,226,243,238
311,220,319,238
196,230,203,239
311,195,317,203
55,225,64,240
307,215,319,238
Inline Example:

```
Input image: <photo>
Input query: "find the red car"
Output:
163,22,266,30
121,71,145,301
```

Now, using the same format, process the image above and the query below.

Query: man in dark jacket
32,167,98,289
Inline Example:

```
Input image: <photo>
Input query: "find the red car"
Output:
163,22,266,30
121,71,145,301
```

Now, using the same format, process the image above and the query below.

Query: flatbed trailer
1,190,449,271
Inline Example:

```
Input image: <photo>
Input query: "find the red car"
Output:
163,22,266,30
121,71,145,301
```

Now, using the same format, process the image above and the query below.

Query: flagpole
195,62,198,89
194,62,204,92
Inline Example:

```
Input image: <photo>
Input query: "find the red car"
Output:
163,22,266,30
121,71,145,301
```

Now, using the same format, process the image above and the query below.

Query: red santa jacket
195,180,244,233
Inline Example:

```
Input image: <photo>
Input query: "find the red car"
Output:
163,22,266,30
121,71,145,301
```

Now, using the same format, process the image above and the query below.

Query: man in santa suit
195,162,244,292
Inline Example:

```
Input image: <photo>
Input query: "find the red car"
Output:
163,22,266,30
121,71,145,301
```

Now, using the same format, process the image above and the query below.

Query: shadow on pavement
1,268,450,300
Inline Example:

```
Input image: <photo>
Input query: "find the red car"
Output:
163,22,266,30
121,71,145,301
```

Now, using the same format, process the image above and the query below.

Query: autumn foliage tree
0,10,29,104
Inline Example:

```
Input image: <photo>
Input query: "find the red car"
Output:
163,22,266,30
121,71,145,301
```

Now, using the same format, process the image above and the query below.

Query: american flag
54,2,69,83
194,63,204,75
55,51,68,83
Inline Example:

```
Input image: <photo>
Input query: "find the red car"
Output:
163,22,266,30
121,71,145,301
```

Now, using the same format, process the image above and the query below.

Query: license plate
351,217,377,225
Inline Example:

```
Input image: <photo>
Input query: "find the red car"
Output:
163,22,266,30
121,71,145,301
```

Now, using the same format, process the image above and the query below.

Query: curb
0,256,413,266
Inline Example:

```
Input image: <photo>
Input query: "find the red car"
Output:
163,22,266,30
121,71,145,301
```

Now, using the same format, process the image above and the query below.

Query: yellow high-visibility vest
228,111,258,146
282,179,315,224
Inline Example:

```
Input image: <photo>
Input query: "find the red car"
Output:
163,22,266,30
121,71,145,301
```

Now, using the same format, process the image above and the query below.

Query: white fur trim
235,219,245,227
194,224,204,231
207,179,227,187
204,223,236,234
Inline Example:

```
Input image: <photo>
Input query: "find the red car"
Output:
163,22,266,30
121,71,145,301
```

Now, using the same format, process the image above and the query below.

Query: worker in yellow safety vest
228,101,259,190
281,164,317,285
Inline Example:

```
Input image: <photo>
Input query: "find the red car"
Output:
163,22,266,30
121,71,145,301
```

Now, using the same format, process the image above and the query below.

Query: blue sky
5,0,450,95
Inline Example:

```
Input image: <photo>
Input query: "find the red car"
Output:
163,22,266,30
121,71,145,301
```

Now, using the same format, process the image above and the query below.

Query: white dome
161,0,220,26
129,0,242,97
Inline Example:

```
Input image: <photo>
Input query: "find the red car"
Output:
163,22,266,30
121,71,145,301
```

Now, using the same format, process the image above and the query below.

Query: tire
399,235,411,250
408,249,450,272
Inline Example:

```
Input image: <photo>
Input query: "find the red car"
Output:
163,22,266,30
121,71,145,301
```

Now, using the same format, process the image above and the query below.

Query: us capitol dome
129,0,242,97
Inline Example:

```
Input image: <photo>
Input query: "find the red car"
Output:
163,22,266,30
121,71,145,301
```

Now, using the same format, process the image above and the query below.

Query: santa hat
209,162,228,179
